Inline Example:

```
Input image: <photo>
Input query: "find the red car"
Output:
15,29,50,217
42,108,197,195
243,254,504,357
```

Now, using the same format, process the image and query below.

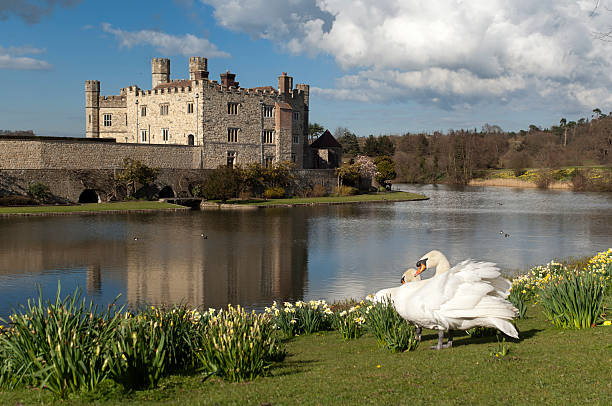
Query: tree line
314,112,612,186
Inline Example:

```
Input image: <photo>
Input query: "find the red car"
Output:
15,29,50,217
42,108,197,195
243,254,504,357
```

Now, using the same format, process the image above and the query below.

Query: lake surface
0,185,611,317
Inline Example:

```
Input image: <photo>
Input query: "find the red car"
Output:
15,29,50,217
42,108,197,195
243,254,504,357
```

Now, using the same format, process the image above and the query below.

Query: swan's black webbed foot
430,330,452,350
415,326,422,341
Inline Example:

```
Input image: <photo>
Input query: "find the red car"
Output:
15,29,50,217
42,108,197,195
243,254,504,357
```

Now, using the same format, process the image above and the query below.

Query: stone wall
0,137,201,170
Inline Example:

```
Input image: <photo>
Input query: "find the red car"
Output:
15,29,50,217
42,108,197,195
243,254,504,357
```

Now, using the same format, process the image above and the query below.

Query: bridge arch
78,189,100,203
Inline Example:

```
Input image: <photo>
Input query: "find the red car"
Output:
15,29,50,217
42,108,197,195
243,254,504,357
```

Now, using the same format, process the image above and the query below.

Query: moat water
0,185,611,317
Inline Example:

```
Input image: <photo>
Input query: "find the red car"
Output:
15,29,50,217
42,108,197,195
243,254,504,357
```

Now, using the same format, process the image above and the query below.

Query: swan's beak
414,259,427,276
401,275,405,285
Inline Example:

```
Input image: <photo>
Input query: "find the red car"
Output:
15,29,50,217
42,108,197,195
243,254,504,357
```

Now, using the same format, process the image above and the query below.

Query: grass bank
0,305,609,405
470,166,612,191
203,191,428,208
0,201,188,216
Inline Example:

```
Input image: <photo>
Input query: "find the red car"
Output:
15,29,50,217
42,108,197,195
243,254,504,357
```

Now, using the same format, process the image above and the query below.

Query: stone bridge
0,135,337,203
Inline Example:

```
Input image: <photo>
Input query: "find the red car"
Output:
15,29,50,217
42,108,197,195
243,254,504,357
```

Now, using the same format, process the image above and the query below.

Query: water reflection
0,185,610,317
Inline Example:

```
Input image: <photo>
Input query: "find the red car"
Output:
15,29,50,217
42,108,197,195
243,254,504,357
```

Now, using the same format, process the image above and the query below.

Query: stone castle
86,56,313,169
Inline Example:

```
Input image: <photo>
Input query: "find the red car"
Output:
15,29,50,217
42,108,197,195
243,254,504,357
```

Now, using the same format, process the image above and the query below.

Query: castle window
293,111,300,121
293,135,299,144
263,105,274,118
160,104,169,115
227,102,238,115
264,156,274,168
291,153,296,163
227,151,236,168
262,130,274,144
141,106,147,117
187,102,194,114
103,114,111,127
162,128,169,141
88,114,91,124
141,129,147,142
227,128,239,143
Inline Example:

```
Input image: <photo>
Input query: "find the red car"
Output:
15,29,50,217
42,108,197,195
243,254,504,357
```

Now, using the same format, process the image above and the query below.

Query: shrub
115,158,158,198
534,170,553,189
27,182,50,202
310,183,327,197
195,305,285,382
0,286,122,398
202,166,241,202
264,186,285,199
0,195,38,206
365,299,418,352
333,185,357,196
539,271,606,329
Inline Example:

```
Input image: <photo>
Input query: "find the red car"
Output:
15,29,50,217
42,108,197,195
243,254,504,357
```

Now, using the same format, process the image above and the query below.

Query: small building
310,130,342,169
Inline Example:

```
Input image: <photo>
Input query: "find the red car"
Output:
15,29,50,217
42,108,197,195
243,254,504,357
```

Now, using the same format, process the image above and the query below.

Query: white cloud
101,23,230,58
200,0,612,110
0,46,52,70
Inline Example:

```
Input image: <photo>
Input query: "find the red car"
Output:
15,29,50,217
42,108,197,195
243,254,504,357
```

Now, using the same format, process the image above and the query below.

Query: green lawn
1,305,610,405
0,201,186,215
216,191,428,207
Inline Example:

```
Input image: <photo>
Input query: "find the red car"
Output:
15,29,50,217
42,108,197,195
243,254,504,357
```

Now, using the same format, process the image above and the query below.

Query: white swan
391,259,518,349
415,250,451,278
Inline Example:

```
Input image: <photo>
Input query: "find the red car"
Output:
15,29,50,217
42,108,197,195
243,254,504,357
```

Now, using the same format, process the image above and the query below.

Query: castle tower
151,58,170,88
296,83,309,107
85,80,100,138
278,72,293,96
189,56,209,80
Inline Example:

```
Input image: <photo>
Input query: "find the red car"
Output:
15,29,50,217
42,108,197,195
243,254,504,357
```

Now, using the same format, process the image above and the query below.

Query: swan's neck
435,256,451,274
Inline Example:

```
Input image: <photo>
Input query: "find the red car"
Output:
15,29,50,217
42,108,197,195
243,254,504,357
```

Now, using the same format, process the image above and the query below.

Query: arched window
187,134,195,146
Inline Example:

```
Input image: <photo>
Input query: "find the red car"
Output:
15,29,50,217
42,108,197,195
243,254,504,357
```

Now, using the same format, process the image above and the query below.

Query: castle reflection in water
0,209,310,311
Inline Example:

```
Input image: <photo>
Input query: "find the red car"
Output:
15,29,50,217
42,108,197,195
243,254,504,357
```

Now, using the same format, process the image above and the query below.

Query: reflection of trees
124,210,309,309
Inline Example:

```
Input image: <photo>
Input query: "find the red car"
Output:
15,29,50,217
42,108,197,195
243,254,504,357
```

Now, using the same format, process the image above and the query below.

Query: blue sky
1,0,612,137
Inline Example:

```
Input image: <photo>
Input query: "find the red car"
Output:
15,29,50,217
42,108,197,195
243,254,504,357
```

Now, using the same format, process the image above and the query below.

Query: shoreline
0,192,428,216
200,192,428,210
0,202,190,217
468,178,571,189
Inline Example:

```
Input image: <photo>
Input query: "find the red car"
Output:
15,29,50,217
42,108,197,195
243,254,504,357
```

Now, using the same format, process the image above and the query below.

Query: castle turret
85,80,100,138
189,56,209,80
220,70,239,88
152,58,170,88
296,83,309,107
278,72,293,96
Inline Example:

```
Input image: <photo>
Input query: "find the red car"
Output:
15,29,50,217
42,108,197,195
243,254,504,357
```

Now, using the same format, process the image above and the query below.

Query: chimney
220,71,239,88
278,72,293,95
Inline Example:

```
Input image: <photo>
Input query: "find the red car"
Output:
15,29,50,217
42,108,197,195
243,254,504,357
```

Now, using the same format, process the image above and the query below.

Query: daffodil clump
511,249,611,328
265,300,334,338
365,297,418,352
334,304,367,340
196,305,285,382
0,287,123,398
585,248,612,291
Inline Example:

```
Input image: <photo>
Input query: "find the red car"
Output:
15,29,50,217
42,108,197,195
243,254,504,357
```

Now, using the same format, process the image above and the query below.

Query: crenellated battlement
85,80,100,92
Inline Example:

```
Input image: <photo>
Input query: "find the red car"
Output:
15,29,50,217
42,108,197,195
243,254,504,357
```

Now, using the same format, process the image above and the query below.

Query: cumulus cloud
0,0,81,24
101,23,230,58
201,0,612,109
0,46,52,70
